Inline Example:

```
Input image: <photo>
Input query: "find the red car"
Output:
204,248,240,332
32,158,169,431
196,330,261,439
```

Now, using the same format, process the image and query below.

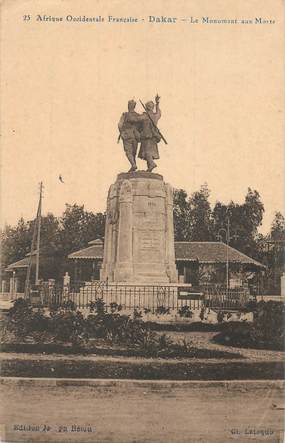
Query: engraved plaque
135,230,164,263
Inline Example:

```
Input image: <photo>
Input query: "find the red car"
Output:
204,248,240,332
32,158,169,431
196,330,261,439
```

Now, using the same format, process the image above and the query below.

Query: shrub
251,301,285,344
89,298,105,315
85,313,106,338
155,306,170,315
199,307,205,321
123,319,153,347
4,300,245,358
144,308,151,314
240,299,258,313
93,313,130,342
217,311,225,323
85,312,169,355
178,305,193,318
110,302,122,313
133,309,143,319
215,301,285,350
61,300,77,311
49,308,87,346
6,298,49,339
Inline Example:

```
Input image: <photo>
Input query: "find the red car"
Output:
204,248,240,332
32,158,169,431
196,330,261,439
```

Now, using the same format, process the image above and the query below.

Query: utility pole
35,182,43,285
24,182,43,298
226,217,230,293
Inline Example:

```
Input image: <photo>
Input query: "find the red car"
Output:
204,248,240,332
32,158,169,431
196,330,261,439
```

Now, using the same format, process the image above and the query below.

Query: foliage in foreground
2,298,187,356
2,298,242,358
215,301,285,350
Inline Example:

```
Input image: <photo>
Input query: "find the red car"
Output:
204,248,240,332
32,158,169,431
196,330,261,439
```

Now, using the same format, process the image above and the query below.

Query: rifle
139,99,168,145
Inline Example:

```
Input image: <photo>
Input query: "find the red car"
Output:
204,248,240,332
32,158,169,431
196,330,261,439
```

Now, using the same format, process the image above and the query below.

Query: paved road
0,378,284,443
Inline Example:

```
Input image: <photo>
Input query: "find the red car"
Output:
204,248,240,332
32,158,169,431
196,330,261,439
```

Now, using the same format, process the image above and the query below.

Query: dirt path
0,378,283,443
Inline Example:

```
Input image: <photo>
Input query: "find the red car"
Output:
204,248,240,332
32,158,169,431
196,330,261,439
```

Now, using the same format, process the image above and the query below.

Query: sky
1,0,284,234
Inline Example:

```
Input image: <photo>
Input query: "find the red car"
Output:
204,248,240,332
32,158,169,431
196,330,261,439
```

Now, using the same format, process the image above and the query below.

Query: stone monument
101,96,178,284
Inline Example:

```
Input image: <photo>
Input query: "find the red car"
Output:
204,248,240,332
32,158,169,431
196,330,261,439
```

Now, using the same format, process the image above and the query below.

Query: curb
1,356,283,380
1,377,284,388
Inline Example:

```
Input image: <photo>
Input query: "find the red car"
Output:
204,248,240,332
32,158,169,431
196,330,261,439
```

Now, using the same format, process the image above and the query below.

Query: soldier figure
125,95,162,172
118,100,141,172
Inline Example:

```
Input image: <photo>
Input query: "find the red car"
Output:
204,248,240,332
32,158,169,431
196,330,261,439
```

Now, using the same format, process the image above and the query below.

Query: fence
0,292,25,301
37,281,249,312
200,284,250,310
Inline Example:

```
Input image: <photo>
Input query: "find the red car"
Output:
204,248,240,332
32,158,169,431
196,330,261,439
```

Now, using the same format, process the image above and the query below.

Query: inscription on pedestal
136,230,163,263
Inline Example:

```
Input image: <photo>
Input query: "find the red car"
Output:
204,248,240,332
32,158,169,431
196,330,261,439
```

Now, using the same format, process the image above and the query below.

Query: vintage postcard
1,0,284,442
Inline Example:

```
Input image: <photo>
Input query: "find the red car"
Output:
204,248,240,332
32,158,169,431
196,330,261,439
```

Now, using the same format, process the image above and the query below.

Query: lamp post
216,217,238,294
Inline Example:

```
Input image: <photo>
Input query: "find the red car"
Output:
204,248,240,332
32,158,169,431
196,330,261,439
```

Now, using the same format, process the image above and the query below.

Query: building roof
68,242,104,260
174,242,265,268
5,256,34,272
67,240,265,269
6,240,265,271
87,239,104,246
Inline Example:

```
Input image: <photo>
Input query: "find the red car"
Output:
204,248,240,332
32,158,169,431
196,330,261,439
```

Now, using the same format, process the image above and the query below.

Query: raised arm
152,95,161,124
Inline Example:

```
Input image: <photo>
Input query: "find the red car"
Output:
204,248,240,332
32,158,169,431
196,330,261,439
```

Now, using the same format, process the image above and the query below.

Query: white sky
1,0,284,234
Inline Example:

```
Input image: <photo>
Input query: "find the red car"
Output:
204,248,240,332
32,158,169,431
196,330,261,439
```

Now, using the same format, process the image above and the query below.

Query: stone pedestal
101,171,178,283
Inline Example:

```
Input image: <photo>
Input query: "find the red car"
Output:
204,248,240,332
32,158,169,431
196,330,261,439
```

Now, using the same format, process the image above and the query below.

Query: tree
1,205,106,282
262,212,285,294
1,214,62,282
188,183,213,241
2,218,31,268
271,212,285,241
2,186,278,289
212,188,264,258
173,189,191,241
38,213,61,255
173,184,213,241
59,204,106,255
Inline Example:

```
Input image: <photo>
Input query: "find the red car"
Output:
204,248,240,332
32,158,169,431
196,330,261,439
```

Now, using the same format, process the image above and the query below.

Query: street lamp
216,217,238,294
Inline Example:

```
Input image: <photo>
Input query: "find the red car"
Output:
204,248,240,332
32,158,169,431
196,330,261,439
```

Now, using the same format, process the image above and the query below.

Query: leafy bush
217,311,225,323
178,305,193,318
242,299,258,313
110,302,122,313
86,312,131,342
89,298,105,315
251,301,285,344
5,298,87,346
155,306,170,315
60,300,77,311
144,308,151,314
49,308,87,346
4,300,244,358
85,312,174,355
133,309,143,319
199,307,205,321
6,298,49,339
215,301,285,350
126,323,160,355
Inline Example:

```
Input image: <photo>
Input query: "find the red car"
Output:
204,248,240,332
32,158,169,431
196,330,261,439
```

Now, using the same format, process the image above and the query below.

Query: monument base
101,171,178,284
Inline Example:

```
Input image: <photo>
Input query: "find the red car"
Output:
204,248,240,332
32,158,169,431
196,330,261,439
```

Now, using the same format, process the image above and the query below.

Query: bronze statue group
118,95,167,173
